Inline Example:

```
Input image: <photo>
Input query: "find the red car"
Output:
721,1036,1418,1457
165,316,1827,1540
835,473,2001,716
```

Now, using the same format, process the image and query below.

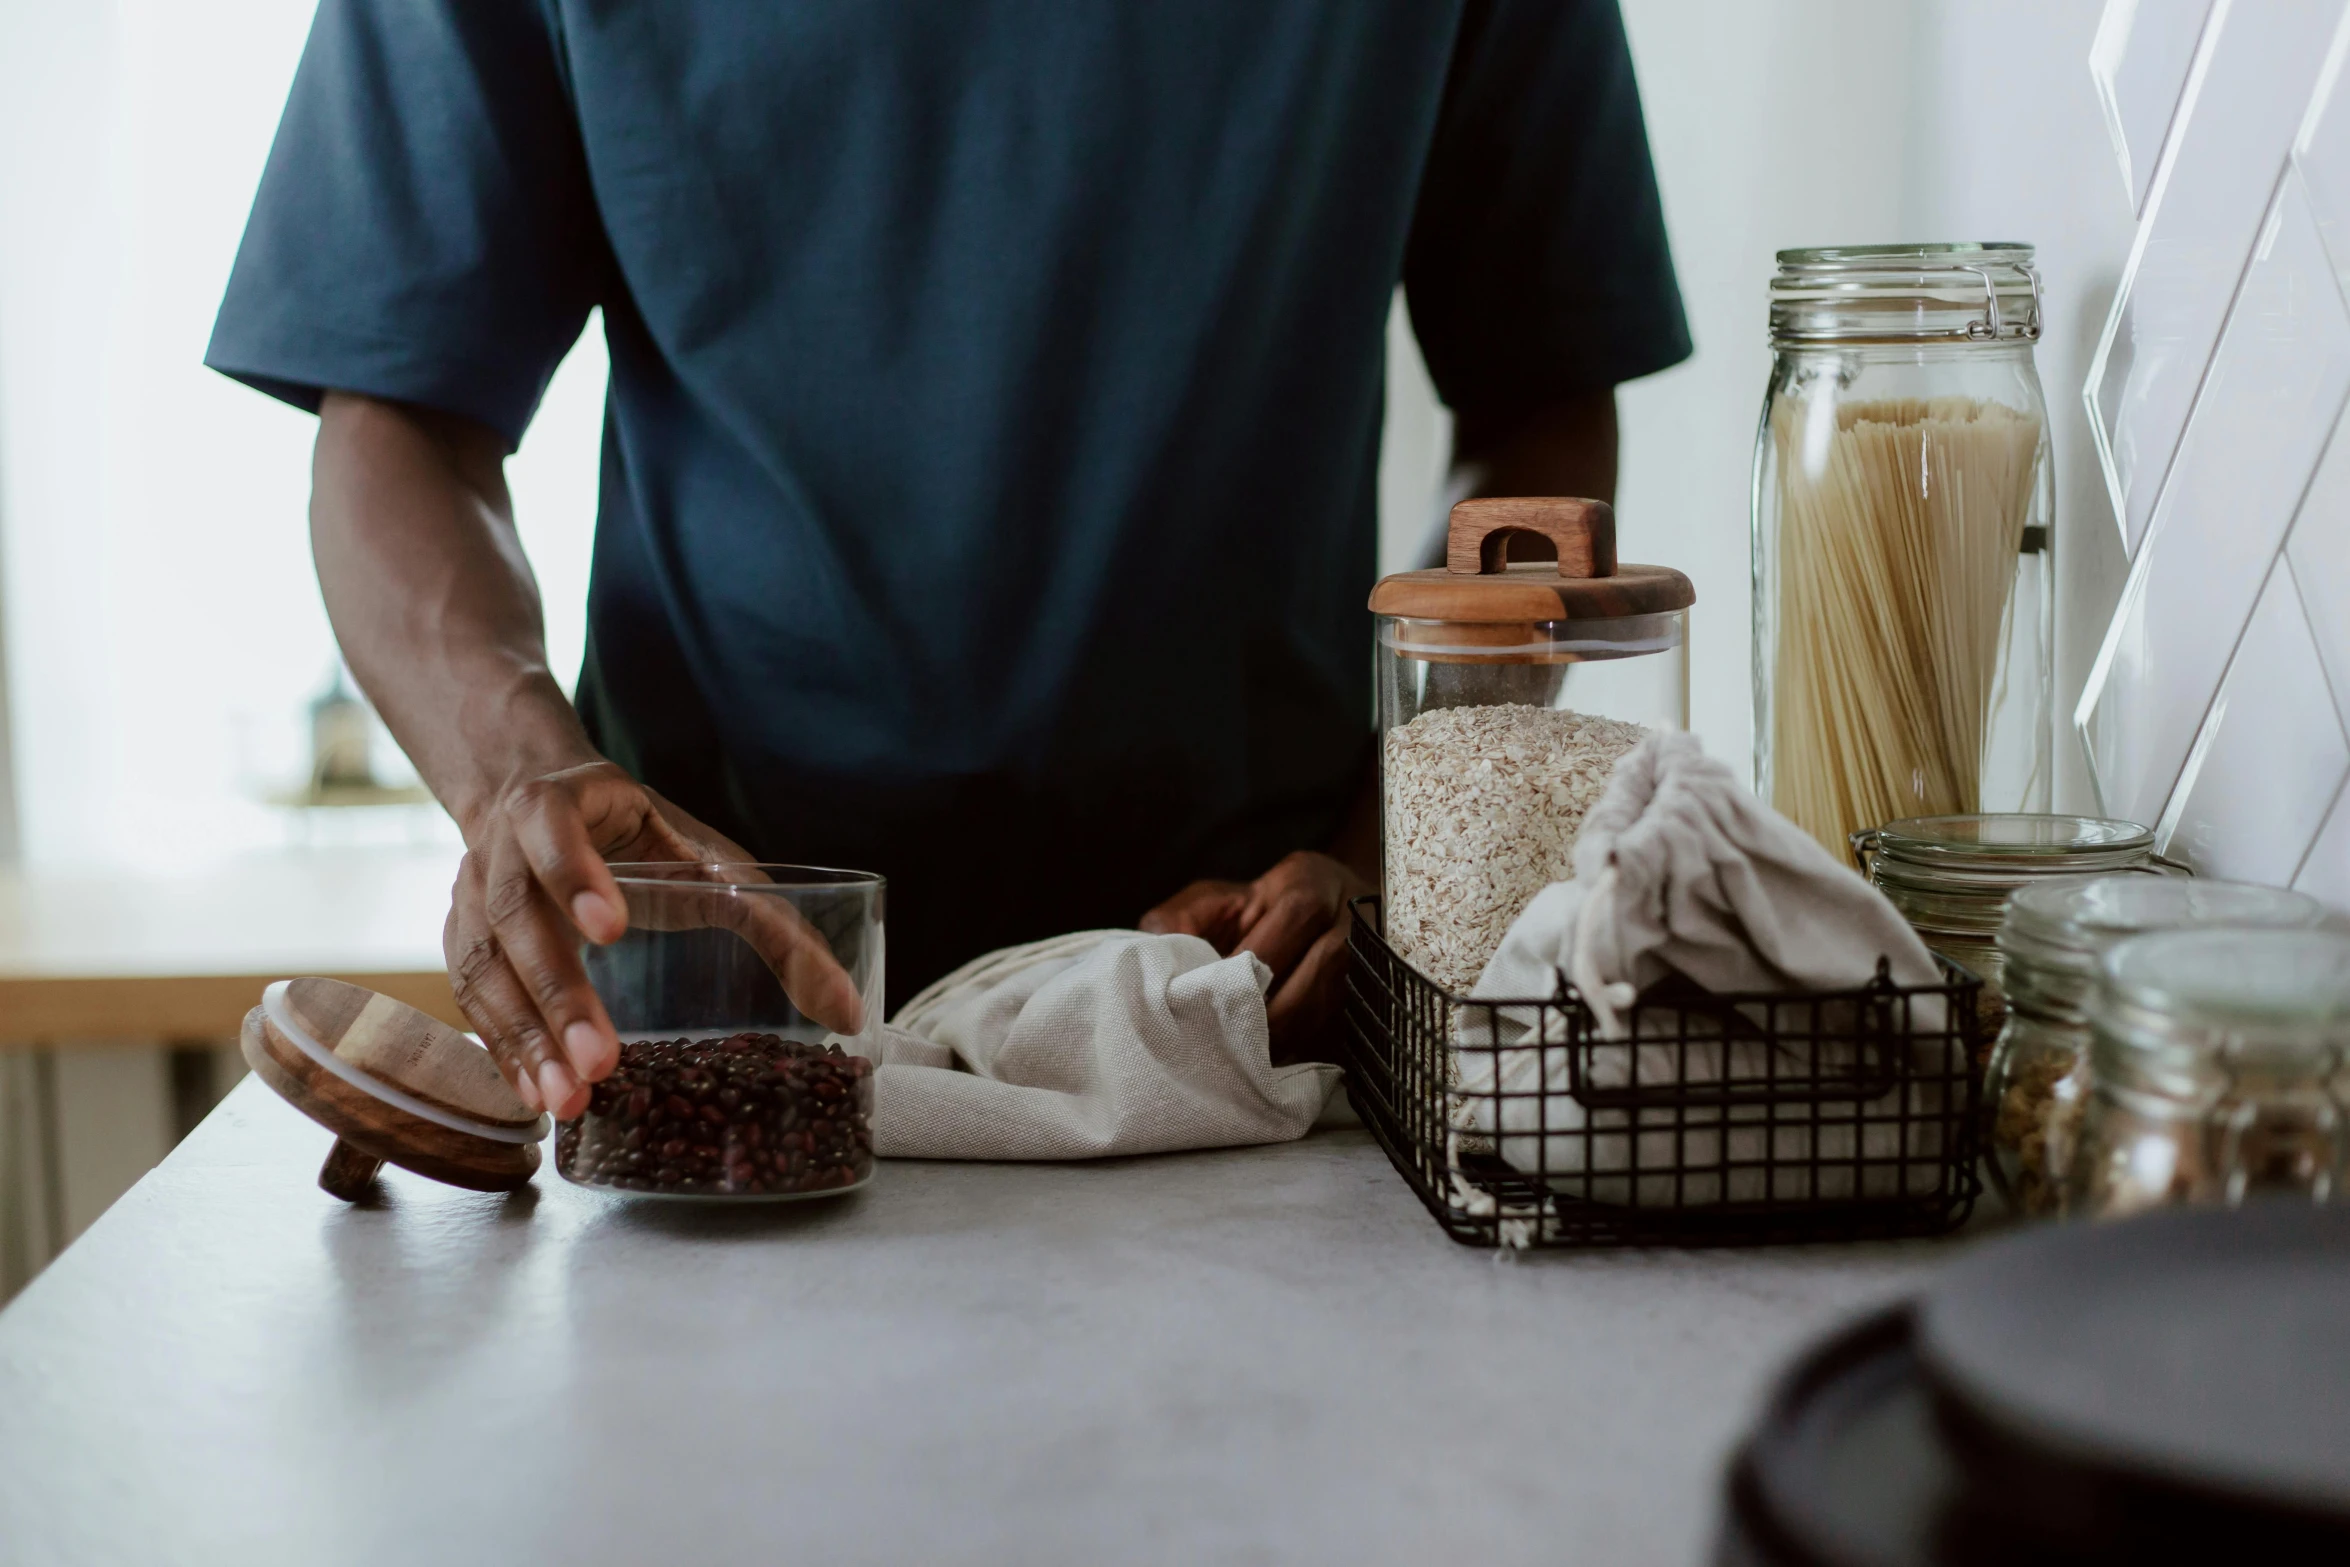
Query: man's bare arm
310,393,857,1117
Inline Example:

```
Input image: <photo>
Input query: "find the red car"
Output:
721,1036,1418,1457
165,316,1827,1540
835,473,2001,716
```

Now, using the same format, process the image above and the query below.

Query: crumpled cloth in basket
1450,732,1953,1207
867,930,1345,1159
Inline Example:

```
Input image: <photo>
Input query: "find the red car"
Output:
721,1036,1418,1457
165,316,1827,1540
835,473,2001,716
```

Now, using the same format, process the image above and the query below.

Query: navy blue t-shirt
208,0,1689,1002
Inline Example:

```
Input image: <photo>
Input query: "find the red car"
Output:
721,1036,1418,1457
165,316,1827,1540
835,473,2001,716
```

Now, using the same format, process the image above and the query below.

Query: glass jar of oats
1367,497,1693,993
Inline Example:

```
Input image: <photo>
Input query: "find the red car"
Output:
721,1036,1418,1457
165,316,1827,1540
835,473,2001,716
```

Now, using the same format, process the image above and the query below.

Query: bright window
0,0,605,868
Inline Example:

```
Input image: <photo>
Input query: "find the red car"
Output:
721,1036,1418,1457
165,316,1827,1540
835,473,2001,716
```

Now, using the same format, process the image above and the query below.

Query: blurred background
0,0,2150,1285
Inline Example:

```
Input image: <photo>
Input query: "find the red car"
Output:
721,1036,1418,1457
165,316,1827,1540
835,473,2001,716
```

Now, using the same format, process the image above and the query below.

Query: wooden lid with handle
240,976,547,1201
1367,497,1695,622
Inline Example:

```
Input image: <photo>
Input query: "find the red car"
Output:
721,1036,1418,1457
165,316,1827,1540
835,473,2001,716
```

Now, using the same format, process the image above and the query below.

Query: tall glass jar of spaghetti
1752,245,2053,867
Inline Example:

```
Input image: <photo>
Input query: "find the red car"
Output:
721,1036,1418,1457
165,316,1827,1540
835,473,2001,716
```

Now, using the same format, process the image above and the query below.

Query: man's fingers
643,788,757,864
447,863,587,1117
473,955,587,1118
577,863,866,1038
1268,917,1350,1018
508,775,630,946
478,839,619,1084
1140,880,1251,951
1235,890,1337,986
1266,920,1351,1066
445,897,541,1111
709,887,867,1037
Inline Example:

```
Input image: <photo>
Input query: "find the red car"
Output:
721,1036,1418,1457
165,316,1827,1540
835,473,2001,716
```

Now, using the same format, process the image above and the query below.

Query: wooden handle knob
1445,497,1617,579
318,1137,385,1202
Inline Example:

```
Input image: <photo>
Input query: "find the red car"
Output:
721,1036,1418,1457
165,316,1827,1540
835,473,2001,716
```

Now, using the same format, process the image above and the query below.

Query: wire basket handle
1550,955,1933,1111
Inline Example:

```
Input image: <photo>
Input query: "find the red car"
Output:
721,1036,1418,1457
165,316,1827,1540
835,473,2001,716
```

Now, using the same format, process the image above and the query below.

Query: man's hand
1141,850,1370,1064
449,759,871,1120
446,763,732,1117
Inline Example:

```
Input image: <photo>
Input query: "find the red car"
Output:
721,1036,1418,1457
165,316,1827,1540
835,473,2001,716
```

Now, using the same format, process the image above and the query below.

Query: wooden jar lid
241,976,547,1201
1367,497,1696,622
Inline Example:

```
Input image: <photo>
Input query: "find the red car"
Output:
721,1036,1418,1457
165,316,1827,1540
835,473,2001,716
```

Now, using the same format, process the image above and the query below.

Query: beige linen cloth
866,930,1345,1159
1452,731,1950,1211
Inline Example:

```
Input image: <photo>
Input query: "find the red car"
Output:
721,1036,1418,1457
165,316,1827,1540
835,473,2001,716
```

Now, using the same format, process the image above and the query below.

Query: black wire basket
1342,896,1983,1249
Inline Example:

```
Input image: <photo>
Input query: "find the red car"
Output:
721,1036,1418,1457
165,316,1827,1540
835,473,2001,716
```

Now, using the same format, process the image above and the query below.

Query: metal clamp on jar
1368,497,1693,992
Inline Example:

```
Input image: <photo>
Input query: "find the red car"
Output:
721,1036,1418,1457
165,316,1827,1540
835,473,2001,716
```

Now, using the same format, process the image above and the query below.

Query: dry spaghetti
1769,394,2041,860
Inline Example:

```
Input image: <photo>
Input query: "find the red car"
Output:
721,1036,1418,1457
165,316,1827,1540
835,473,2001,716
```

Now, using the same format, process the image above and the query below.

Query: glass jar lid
2002,877,2324,1025
1860,814,2163,942
1368,497,1694,627
1770,243,2042,345
2005,876,2323,977
1865,813,2154,889
2098,929,2350,1070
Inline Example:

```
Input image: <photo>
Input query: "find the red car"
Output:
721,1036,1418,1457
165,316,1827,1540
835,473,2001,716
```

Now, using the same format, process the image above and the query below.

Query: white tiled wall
2084,0,2340,557
2091,0,2213,217
2078,0,2350,893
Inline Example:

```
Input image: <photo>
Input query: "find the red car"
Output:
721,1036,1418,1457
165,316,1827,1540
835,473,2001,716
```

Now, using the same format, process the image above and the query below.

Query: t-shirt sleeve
204,0,607,450
1404,0,1691,425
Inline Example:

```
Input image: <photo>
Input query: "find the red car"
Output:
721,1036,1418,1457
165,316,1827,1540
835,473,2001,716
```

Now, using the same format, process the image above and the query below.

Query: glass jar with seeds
2068,928,2350,1220
1984,874,2322,1217
1751,244,2053,866
1367,497,1694,993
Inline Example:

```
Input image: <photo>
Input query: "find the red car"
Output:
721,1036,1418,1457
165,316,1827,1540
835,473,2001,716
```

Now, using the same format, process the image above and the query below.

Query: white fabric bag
868,930,1344,1160
1451,731,1951,1204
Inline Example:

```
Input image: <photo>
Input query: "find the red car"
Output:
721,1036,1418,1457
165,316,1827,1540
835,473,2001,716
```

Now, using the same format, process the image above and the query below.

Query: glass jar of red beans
556,1032,873,1197
561,862,883,1201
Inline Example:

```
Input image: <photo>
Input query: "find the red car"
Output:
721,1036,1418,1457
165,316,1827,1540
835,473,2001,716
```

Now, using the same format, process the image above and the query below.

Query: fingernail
511,1067,544,1113
564,1020,615,1079
572,891,618,940
537,1059,579,1117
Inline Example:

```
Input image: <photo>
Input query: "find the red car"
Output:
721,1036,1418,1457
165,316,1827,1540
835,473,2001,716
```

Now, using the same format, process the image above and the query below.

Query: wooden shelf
0,846,461,1044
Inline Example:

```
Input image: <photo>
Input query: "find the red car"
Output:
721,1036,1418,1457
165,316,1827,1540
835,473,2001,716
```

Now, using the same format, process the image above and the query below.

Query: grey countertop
0,1077,1977,1566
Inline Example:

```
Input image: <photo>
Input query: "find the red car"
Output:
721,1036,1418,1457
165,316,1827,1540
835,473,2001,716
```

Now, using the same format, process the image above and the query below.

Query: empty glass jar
1753,244,2053,865
1985,876,2323,1216
2068,929,2350,1220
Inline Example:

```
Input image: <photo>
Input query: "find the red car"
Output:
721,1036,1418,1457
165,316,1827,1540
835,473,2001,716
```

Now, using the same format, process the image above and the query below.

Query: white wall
0,0,121,866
